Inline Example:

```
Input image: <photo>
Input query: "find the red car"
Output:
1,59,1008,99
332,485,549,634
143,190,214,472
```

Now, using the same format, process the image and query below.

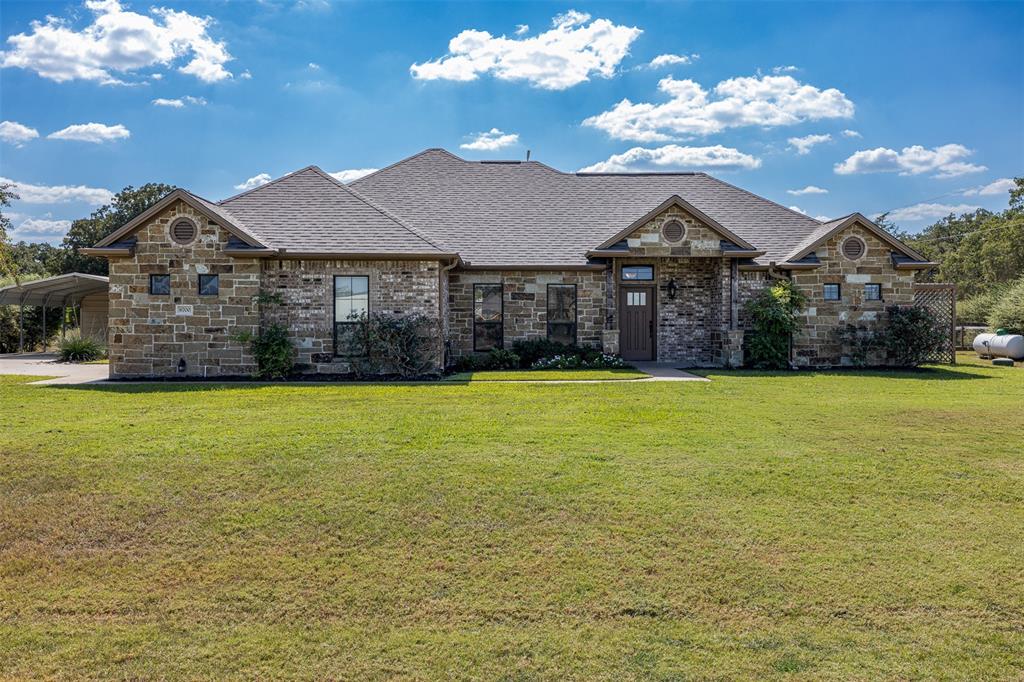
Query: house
81,148,937,378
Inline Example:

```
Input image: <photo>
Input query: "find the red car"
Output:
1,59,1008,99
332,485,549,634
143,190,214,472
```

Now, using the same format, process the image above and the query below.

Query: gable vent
661,219,685,243
170,218,197,245
841,236,866,260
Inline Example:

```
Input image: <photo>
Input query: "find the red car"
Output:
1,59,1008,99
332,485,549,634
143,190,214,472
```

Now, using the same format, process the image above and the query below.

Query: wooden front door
619,285,655,360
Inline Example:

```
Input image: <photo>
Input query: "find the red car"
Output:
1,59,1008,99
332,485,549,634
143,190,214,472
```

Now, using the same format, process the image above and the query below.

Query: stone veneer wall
260,259,444,373
447,270,605,357
620,205,731,258
107,200,260,378
790,224,916,367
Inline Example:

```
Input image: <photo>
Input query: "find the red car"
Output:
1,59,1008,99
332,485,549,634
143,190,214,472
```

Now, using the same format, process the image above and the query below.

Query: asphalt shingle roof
217,166,447,255
351,148,827,266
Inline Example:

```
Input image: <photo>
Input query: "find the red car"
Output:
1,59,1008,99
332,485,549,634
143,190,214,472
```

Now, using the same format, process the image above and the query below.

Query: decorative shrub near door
743,280,807,369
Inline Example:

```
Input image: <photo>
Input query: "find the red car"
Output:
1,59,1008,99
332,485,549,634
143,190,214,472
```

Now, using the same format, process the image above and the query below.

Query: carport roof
0,273,109,306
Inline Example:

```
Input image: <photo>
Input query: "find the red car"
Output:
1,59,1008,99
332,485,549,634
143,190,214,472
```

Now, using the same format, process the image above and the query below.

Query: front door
619,286,655,360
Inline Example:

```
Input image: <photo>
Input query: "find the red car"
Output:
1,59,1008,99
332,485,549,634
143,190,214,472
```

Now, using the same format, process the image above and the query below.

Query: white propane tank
973,333,1024,360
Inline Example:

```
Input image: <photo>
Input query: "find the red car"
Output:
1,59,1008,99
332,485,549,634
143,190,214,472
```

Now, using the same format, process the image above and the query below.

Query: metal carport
0,273,109,352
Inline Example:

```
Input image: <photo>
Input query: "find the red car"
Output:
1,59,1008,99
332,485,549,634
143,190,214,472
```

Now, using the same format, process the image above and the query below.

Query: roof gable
783,212,929,263
594,195,758,252
95,189,264,248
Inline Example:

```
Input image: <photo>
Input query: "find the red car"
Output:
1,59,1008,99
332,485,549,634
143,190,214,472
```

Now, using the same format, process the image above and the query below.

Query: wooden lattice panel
914,283,957,365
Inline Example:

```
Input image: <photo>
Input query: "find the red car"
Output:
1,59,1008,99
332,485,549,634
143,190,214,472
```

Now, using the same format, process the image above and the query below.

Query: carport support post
42,304,46,352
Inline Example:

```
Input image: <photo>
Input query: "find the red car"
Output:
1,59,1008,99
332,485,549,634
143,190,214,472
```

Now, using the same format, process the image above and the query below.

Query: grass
1,357,1022,679
443,368,648,382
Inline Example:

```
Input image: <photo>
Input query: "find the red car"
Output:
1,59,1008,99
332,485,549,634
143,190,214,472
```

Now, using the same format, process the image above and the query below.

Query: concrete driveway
0,353,109,385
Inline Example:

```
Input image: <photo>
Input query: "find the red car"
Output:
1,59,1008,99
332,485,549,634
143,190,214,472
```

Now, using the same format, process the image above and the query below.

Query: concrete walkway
0,353,109,385
632,362,711,382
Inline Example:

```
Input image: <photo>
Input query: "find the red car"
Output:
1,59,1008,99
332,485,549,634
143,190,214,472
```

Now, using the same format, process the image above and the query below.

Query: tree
49,183,175,275
0,183,20,282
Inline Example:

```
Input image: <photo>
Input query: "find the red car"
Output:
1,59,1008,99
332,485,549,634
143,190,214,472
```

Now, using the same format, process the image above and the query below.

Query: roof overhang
594,195,759,252
0,272,109,306
94,188,265,249
894,260,938,270
786,212,929,263
79,246,133,258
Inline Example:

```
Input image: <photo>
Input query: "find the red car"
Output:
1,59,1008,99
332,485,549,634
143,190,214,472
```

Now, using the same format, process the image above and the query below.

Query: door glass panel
627,291,647,306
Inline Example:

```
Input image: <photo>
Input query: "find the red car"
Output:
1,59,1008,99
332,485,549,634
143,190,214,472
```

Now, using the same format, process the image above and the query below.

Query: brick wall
260,258,444,373
107,200,260,378
791,224,916,367
447,270,606,357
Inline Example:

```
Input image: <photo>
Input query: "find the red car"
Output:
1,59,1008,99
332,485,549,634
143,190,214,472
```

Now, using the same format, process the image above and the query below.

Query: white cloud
239,69,252,80
578,144,762,173
841,129,861,138
514,24,529,36
787,185,828,196
0,120,39,146
648,53,697,68
583,74,854,142
963,177,1016,197
48,122,130,143
234,173,272,190
0,176,113,204
788,133,831,155
0,0,234,84
888,202,981,222
329,168,378,183
460,128,520,151
308,62,320,70
12,218,72,239
152,95,206,107
814,215,831,222
772,65,798,74
151,72,163,80
788,205,807,214
410,10,642,90
834,144,986,178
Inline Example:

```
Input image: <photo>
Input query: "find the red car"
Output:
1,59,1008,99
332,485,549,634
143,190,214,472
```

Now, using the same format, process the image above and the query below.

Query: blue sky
1,0,1021,244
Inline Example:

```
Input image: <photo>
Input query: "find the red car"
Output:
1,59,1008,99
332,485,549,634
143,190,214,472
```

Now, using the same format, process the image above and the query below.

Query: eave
79,247,133,258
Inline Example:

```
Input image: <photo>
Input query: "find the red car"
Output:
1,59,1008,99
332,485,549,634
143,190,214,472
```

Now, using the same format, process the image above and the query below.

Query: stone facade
619,204,734,258
790,224,916,367
260,258,444,373
447,270,606,357
107,200,260,378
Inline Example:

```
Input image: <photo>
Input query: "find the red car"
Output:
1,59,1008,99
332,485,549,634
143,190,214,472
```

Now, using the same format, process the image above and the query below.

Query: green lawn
444,368,649,382
1,358,1022,679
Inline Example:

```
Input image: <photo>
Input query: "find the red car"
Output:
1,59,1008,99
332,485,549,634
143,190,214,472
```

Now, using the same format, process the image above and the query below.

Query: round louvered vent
841,236,866,260
661,219,685,243
170,218,197,245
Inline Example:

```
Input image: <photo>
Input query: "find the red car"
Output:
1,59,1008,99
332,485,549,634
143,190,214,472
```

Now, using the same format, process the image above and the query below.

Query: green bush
834,323,878,367
743,280,806,369
508,338,575,367
235,323,294,379
957,288,1004,325
486,348,521,370
531,352,628,370
880,305,947,367
987,277,1024,334
57,334,105,362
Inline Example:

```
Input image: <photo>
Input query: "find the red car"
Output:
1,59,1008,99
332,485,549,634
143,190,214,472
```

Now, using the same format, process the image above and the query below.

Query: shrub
235,323,294,379
987,277,1024,334
957,289,1003,326
743,280,806,369
486,348,521,370
531,352,628,370
879,305,947,367
509,338,575,367
347,312,440,379
834,323,879,367
57,334,105,363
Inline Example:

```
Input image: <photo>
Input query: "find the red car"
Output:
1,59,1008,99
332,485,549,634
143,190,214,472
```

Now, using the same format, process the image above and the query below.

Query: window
547,284,577,345
823,283,841,301
334,275,369,356
198,274,219,296
473,283,503,351
626,291,647,306
865,283,882,301
621,265,654,281
149,274,170,295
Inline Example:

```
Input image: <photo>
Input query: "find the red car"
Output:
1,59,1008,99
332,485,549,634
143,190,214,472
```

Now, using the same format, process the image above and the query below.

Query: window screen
198,274,219,296
334,275,369,356
150,274,170,295
547,284,577,345
823,283,841,301
474,283,503,351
